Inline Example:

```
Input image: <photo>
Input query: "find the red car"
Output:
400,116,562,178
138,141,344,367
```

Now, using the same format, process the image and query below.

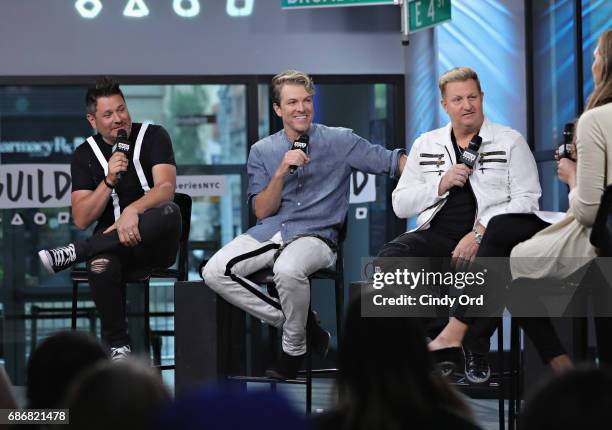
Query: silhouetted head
520,365,612,430
26,330,108,409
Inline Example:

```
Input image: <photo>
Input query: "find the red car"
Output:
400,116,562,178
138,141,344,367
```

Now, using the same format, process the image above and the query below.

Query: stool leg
306,325,312,415
72,280,79,330
498,318,505,430
144,280,151,359
335,276,343,349
509,319,519,429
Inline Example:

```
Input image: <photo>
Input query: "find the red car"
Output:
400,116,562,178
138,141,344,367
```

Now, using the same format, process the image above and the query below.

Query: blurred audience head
158,384,307,430
331,293,475,430
26,330,108,409
64,359,171,430
520,366,612,430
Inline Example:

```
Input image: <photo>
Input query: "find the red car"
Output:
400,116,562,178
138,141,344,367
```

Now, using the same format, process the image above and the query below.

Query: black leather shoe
307,310,331,358
265,352,305,380
463,347,491,385
431,347,462,377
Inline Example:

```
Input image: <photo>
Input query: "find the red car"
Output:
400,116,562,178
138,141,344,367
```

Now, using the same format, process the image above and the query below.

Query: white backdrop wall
0,0,405,76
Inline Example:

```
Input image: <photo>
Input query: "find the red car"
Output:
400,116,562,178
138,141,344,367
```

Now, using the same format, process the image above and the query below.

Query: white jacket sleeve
392,137,448,219
478,133,541,226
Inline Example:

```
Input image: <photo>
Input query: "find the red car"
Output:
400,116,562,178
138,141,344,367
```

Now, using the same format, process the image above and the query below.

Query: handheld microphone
113,129,130,182
559,123,574,159
289,134,309,174
459,135,483,169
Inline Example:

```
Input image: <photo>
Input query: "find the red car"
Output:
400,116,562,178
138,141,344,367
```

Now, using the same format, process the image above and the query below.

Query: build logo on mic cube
461,151,477,165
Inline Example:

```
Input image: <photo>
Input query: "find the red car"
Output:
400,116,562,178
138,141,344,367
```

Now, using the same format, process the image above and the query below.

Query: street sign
281,0,399,9
408,0,451,33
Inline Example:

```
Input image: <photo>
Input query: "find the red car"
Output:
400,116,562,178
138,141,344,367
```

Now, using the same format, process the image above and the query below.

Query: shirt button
297,202,301,206
281,223,285,227
298,184,302,188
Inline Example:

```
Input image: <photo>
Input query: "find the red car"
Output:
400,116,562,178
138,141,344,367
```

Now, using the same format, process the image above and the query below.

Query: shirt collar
436,117,492,147
281,123,316,147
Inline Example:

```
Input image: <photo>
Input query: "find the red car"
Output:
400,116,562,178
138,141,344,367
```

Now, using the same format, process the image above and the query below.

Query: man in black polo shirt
38,77,181,359
380,67,541,383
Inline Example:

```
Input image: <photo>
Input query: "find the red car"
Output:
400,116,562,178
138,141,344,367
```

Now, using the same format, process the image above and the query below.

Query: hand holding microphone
438,164,472,195
558,123,575,160
107,129,130,186
282,134,310,176
438,135,482,196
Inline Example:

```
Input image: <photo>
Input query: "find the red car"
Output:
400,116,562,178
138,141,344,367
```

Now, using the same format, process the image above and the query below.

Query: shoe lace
51,244,76,266
467,351,488,370
110,345,131,360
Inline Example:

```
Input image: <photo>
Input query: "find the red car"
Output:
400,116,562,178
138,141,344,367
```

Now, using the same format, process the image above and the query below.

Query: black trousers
377,228,495,355
451,213,568,363
82,201,181,347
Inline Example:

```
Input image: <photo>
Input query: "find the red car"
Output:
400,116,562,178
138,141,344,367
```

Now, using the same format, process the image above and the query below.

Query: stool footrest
228,375,308,385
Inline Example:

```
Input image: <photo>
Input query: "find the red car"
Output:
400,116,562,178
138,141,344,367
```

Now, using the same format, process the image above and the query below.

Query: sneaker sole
38,250,55,275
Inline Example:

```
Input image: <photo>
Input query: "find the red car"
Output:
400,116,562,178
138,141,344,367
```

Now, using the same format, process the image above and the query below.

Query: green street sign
281,0,399,9
409,0,452,33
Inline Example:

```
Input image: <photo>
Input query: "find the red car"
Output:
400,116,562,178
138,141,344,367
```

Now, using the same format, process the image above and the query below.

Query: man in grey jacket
380,67,541,383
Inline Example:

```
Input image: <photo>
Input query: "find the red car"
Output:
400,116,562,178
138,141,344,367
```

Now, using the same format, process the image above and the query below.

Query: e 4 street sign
408,0,451,33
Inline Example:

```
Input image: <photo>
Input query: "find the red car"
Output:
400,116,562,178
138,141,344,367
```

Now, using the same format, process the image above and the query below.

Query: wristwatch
472,228,483,244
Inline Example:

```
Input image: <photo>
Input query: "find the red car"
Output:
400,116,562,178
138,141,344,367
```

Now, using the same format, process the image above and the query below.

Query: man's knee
201,256,226,291
87,254,119,279
377,241,413,258
160,201,180,217
273,259,307,286
485,215,508,237
89,258,111,274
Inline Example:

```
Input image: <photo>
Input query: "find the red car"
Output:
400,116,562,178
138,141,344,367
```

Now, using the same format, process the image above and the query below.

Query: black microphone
289,134,309,174
113,129,129,182
459,135,482,169
559,122,574,159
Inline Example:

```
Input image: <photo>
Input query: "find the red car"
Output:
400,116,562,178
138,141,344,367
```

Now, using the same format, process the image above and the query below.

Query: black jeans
453,213,567,363
83,201,181,347
377,229,493,355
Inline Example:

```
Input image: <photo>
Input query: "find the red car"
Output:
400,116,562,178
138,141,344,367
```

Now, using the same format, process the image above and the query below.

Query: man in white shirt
380,67,541,383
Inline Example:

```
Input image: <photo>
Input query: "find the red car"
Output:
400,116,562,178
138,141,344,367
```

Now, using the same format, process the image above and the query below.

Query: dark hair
26,331,108,409
64,359,171,430
332,294,474,430
520,366,612,430
85,76,125,115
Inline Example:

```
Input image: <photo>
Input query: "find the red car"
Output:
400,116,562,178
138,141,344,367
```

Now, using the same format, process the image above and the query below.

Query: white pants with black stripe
202,233,336,356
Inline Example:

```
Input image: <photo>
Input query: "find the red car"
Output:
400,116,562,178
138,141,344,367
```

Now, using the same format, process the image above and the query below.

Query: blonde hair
270,70,315,106
585,30,612,110
438,67,482,98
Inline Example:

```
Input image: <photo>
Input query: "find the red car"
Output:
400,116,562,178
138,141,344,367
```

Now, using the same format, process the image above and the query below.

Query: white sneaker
110,345,131,361
38,244,77,274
